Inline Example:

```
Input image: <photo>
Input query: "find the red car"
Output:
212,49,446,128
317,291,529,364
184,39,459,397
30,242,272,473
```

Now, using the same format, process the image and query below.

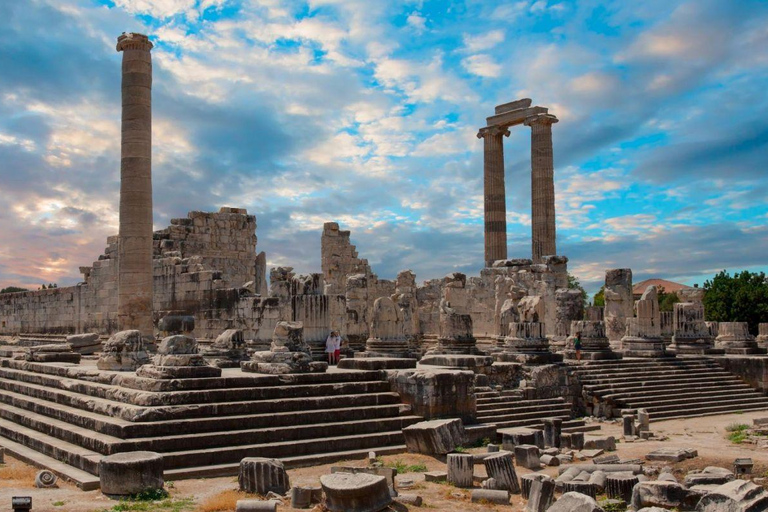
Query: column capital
524,113,558,127
477,125,511,139
117,32,154,52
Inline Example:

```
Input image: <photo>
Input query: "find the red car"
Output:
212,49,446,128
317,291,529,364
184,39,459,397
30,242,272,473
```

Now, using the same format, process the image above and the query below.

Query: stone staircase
0,358,421,489
475,388,599,433
572,357,768,420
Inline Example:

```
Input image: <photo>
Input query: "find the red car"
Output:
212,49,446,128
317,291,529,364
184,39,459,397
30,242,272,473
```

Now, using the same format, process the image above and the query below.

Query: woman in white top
326,331,339,364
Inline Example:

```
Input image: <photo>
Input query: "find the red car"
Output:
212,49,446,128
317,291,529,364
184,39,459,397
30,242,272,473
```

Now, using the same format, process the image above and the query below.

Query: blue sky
0,0,767,296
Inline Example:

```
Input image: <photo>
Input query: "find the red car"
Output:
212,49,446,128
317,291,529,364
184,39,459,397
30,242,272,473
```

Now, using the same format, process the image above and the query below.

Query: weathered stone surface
34,470,58,488
213,329,245,350
98,330,150,371
99,451,164,496
387,369,476,423
402,418,465,455
66,333,100,350
606,474,638,503
646,448,695,462
631,481,700,510
424,471,447,482
525,477,555,512
157,315,194,334
483,452,520,493
447,453,474,488
695,480,768,511
235,500,279,512
515,444,541,470
584,436,616,451
684,467,734,487
717,322,760,354
547,492,604,512
501,427,543,451
622,285,666,357
521,474,552,499
239,458,290,495
331,466,396,497
395,494,422,506
604,269,633,343
471,489,510,504
320,472,392,512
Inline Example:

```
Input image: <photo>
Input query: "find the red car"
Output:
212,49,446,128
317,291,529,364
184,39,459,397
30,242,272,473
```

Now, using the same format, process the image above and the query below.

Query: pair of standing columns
479,114,558,266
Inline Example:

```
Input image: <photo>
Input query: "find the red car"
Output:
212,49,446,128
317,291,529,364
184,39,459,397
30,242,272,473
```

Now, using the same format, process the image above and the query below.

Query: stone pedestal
495,322,562,364
242,321,327,374
716,322,762,355
136,334,221,379
757,323,768,349
99,451,163,496
202,328,247,368
360,296,410,358
621,286,669,358
321,473,392,512
563,321,620,360
422,299,489,369
97,330,150,371
670,302,716,355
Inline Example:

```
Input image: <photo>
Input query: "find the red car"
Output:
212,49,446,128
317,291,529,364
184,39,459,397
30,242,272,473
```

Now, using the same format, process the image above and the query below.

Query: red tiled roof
633,278,693,295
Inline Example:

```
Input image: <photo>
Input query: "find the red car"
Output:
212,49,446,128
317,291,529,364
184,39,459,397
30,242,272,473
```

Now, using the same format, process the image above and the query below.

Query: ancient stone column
524,114,558,263
116,33,154,337
478,126,510,267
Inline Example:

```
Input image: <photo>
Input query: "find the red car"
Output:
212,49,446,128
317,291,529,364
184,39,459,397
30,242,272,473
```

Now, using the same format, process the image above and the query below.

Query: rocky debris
483,452,520,493
66,333,101,354
525,477,555,512
516,444,542,470
470,489,510,504
235,500,279,512
99,451,164,496
631,480,702,510
34,470,57,488
394,494,422,506
320,472,392,512
239,458,290,495
646,447,698,462
243,321,326,374
584,435,616,451
97,330,150,371
331,466,396,497
24,343,81,363
696,480,768,511
136,334,221,379
547,491,604,512
684,466,735,487
540,454,560,467
202,328,248,367
402,418,465,455
424,471,447,482
447,453,474,488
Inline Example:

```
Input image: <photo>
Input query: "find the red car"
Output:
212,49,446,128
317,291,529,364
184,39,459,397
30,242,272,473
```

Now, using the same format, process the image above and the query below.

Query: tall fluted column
525,114,558,263
478,126,510,267
116,33,154,336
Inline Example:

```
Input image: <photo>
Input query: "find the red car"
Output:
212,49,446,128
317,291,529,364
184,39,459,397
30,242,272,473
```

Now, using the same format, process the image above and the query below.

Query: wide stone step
0,376,402,422
626,396,768,414
477,408,571,423
0,436,100,490
574,360,715,373
578,369,735,385
477,403,572,416
160,430,406,469
491,415,572,430
0,365,392,406
584,376,743,394
476,396,566,406
118,416,422,453
0,419,102,475
652,403,768,420
604,387,764,403
165,445,409,479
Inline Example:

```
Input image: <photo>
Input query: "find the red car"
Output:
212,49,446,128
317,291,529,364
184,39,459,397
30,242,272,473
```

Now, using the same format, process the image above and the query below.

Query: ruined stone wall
0,208,261,337
321,222,373,295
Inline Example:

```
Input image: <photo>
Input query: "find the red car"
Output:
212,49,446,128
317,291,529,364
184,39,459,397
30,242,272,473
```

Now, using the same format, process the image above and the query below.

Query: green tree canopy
703,270,768,335
568,273,588,303
657,287,680,312
0,286,28,294
593,286,605,307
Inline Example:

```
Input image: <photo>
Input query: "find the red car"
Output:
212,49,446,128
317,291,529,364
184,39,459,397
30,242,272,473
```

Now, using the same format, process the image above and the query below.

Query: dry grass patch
0,457,38,487
195,490,250,512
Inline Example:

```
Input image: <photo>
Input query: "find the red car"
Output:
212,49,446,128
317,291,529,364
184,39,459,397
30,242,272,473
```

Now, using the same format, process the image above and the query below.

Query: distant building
632,278,695,300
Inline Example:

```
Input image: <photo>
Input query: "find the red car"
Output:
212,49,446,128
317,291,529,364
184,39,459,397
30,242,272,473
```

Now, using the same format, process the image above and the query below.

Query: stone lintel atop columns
495,98,532,115
116,32,154,52
486,106,548,128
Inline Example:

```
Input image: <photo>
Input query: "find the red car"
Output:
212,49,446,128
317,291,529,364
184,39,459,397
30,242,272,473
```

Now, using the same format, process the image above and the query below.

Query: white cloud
462,54,502,78
406,12,427,32
461,30,505,52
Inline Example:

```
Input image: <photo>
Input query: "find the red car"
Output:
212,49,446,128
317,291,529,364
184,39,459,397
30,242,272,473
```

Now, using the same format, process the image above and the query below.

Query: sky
0,0,767,297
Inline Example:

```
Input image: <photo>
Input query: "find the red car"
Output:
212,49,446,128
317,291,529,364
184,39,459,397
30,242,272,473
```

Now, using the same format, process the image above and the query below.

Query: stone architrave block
402,418,465,455
239,458,290,495
546,492,604,512
631,481,701,510
483,452,520,493
447,453,474,488
515,444,541,470
684,466,734,487
646,448,692,462
584,435,616,451
99,451,164,496
320,472,392,512
525,478,555,512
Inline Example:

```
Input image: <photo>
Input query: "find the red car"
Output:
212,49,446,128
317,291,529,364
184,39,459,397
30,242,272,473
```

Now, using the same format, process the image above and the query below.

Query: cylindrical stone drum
563,481,597,499
99,451,164,496
320,473,392,512
606,475,639,503
447,453,474,488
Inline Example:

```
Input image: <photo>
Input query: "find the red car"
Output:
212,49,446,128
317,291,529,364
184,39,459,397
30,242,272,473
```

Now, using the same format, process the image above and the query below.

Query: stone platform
0,358,421,489
419,354,494,369
337,358,417,370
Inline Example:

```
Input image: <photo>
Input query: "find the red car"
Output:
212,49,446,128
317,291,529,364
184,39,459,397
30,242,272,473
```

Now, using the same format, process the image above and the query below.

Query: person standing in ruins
326,331,340,365
574,331,583,361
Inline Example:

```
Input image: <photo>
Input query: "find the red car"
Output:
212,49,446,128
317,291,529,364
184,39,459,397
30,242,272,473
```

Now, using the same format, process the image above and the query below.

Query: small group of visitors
325,330,342,365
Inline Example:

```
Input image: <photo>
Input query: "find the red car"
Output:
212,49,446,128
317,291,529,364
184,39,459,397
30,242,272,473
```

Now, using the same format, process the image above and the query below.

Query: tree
657,287,680,312
0,286,28,294
593,286,605,307
703,270,768,335
568,273,588,303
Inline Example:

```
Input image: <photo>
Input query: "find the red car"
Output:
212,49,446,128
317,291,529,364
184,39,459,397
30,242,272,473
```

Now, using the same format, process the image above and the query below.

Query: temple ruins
0,32,767,511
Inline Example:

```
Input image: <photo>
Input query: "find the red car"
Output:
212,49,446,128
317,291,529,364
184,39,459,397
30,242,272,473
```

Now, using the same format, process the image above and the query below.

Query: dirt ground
2,410,768,512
